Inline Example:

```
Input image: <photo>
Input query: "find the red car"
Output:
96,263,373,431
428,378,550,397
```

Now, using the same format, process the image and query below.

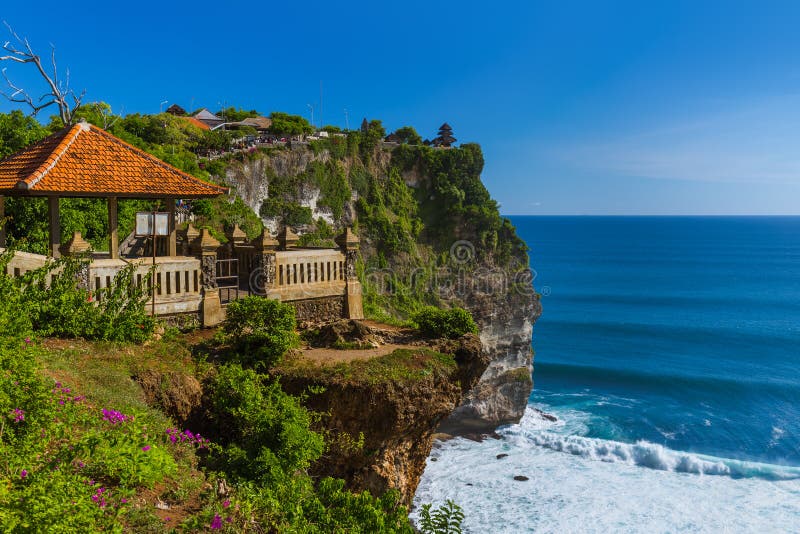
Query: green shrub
412,307,478,339
222,297,299,367
205,364,324,482
0,253,154,343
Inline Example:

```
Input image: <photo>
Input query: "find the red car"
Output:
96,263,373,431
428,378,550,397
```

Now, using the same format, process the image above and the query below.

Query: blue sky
3,1,800,214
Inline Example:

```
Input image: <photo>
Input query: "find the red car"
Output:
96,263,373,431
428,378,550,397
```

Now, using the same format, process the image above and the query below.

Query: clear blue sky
3,0,800,214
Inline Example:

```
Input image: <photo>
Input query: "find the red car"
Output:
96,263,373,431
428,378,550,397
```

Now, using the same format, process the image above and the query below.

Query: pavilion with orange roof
0,120,227,258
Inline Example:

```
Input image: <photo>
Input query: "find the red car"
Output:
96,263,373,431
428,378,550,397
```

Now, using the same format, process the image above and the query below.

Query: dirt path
298,343,412,366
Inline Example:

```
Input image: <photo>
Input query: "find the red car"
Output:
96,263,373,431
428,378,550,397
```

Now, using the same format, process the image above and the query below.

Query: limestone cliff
221,140,540,433
277,334,488,505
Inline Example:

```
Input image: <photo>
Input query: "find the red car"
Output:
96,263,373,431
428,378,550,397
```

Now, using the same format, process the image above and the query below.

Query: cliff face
278,335,488,505
223,142,540,433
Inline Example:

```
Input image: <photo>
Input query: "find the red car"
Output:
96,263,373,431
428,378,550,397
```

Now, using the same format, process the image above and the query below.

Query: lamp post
344,108,349,131
160,100,168,113
307,104,314,129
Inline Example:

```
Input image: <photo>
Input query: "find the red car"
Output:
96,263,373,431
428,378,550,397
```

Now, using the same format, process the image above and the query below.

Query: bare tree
0,22,85,125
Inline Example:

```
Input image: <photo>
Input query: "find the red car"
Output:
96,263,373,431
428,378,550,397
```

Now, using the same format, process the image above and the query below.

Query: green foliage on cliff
413,307,479,339
276,348,456,386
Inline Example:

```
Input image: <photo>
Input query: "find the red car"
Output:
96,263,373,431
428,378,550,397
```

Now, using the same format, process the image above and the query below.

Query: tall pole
307,104,314,129
344,108,349,131
160,100,168,113
319,80,323,128
152,209,157,317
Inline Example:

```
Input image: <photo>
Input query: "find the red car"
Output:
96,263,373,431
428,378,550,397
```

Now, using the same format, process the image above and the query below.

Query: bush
205,364,324,482
222,297,298,367
412,307,478,339
0,253,154,343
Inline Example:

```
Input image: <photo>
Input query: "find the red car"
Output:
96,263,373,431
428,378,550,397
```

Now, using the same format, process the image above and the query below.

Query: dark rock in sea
466,483,473,486
430,457,438,462
488,431,502,440
513,475,529,481
534,408,558,422
496,453,509,459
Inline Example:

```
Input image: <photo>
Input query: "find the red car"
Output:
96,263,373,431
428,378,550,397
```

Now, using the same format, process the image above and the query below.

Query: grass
275,347,457,385
36,336,201,416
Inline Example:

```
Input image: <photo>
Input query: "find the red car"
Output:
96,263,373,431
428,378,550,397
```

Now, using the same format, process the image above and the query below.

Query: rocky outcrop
134,370,203,425
223,144,540,435
278,334,487,505
437,286,541,434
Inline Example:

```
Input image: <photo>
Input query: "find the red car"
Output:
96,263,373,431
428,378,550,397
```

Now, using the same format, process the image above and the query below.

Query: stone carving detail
264,253,276,285
345,250,358,279
201,254,217,289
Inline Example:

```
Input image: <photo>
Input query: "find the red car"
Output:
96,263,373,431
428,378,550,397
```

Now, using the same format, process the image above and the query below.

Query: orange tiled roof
0,122,227,198
180,116,211,130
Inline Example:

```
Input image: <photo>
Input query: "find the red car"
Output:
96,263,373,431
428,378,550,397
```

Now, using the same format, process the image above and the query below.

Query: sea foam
412,407,800,533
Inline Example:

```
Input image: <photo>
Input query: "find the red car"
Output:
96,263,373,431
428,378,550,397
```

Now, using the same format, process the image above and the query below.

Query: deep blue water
514,216,800,466
414,217,800,532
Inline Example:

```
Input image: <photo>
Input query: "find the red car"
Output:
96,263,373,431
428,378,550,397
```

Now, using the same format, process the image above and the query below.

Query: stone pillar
253,229,278,297
167,198,177,257
277,226,299,250
182,223,200,256
62,231,92,290
192,228,224,327
336,227,364,320
108,196,119,259
48,196,61,259
0,195,6,248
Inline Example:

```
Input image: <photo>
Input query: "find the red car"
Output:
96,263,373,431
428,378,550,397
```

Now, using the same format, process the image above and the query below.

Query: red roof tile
0,122,228,198
181,116,211,130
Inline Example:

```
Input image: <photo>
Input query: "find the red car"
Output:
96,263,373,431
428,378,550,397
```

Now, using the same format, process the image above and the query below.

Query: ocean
413,216,800,533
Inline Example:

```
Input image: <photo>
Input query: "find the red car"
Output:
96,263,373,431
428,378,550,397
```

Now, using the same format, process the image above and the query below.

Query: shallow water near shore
413,216,800,532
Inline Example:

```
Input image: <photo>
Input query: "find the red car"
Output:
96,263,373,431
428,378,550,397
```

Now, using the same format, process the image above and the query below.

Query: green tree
217,107,260,122
394,126,422,145
268,112,314,136
0,110,48,158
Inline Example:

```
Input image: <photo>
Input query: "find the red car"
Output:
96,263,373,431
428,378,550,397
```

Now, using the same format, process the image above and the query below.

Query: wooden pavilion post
48,196,61,258
0,195,5,248
167,198,177,257
108,196,119,259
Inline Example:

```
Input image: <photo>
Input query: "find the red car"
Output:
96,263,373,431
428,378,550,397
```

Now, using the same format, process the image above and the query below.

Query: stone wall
289,295,345,324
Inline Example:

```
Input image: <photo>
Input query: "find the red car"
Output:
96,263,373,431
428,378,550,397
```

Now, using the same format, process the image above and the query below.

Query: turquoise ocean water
413,217,800,533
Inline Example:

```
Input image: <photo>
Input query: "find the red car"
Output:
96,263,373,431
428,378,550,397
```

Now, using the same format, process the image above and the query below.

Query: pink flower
141,445,151,452
210,514,222,529
10,408,24,422
223,499,230,508
20,469,27,479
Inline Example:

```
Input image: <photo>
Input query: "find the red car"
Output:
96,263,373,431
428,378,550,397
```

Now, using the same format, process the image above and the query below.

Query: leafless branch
0,22,86,125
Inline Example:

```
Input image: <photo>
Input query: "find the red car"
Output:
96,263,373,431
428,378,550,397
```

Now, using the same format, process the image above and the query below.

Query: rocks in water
430,457,438,462
513,475,529,481
534,408,558,422
496,453,509,459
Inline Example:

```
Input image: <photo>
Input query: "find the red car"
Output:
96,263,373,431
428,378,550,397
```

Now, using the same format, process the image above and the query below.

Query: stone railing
1,249,49,277
269,249,347,301
89,257,202,316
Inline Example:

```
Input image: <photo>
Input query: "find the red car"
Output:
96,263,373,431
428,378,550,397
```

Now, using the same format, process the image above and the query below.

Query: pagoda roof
439,122,452,130
165,104,187,115
0,122,228,198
